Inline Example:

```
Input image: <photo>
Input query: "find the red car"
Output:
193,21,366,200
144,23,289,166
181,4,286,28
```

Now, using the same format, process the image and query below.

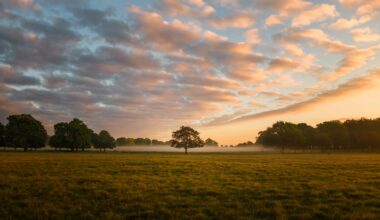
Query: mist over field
115,145,273,153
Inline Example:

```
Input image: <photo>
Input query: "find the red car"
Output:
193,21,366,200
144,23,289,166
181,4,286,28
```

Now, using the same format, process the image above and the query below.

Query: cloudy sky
1,0,380,144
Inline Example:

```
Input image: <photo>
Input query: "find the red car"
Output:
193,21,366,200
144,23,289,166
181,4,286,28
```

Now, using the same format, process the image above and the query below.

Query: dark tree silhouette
49,122,70,150
152,139,167,145
205,138,218,146
5,114,47,151
116,137,135,146
67,118,93,151
257,118,380,152
256,121,305,151
297,123,316,151
0,122,5,146
236,141,254,147
134,138,151,146
50,118,92,151
317,121,349,150
171,126,204,154
92,130,115,151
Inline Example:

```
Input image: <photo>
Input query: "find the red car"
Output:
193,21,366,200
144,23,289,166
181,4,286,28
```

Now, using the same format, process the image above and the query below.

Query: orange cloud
329,16,370,30
265,15,283,27
209,13,255,29
351,28,380,42
205,69,380,125
292,4,339,27
244,28,260,44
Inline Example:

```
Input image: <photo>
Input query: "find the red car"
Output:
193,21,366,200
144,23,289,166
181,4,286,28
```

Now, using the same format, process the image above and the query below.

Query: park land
0,152,379,219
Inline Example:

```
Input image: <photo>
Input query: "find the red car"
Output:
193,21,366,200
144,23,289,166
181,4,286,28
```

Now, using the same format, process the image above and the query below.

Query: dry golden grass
0,152,380,219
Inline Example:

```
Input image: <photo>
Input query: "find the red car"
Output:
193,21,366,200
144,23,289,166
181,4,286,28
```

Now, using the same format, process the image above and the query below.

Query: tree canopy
236,141,254,147
92,130,116,151
171,126,204,154
257,118,380,151
0,122,5,146
205,138,218,146
49,118,93,151
5,114,47,151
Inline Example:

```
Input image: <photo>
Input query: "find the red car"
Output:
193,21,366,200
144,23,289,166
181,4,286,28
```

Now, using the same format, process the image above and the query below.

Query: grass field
0,152,380,219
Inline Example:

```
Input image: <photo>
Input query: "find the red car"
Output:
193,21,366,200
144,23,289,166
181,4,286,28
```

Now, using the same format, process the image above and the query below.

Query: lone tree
171,126,204,154
5,114,47,151
92,130,115,151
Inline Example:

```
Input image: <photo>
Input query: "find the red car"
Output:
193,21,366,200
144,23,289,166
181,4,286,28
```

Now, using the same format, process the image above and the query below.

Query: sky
0,0,380,145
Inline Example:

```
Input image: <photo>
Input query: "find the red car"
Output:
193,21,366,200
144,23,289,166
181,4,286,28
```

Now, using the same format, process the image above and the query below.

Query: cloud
0,14,79,71
205,69,380,125
245,28,261,44
208,13,255,29
267,58,298,72
339,0,380,21
322,47,377,81
254,0,311,15
351,27,380,42
0,64,40,86
128,5,202,52
265,15,283,27
75,46,160,75
157,0,215,17
291,4,339,27
276,28,355,53
0,0,38,10
329,16,370,30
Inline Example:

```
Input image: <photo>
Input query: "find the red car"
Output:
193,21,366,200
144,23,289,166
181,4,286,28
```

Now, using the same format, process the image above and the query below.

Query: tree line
0,114,116,152
0,114,218,153
115,137,170,146
256,118,380,151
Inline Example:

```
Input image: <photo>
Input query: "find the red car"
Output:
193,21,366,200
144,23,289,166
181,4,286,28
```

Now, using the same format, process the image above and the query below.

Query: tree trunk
24,147,27,152
185,147,188,154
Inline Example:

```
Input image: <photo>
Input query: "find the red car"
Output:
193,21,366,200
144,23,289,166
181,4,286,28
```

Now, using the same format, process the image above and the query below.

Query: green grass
0,152,380,219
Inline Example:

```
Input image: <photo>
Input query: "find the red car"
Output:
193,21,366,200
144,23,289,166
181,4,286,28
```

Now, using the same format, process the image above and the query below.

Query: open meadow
0,152,380,219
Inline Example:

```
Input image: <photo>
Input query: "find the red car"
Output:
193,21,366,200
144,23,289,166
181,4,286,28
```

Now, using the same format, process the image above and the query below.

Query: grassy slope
0,152,379,219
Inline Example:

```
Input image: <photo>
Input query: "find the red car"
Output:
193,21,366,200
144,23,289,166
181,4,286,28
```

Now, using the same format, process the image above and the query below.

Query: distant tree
116,137,135,146
256,121,305,151
317,120,349,150
116,137,127,146
171,126,204,154
134,138,151,146
204,138,218,146
297,123,316,151
49,122,70,150
0,122,5,146
93,130,115,151
50,118,92,151
67,118,93,151
5,114,47,151
313,132,331,151
236,141,254,147
152,139,167,145
345,118,380,151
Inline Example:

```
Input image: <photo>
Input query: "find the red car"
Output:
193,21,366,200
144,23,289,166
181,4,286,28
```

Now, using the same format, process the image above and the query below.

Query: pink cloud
351,27,380,42
292,4,339,27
